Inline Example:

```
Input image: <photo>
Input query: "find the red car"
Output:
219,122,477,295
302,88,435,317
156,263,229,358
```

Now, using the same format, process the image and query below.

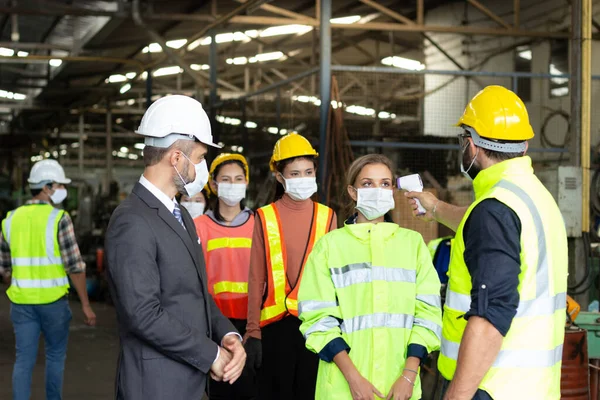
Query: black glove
244,337,262,370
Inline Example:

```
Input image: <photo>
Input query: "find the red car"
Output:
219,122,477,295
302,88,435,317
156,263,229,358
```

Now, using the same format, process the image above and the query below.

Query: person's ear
347,185,357,202
275,173,285,186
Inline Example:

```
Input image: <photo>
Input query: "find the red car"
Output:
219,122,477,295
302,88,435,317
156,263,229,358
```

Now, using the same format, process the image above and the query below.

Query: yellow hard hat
208,153,249,195
269,133,318,172
456,85,534,141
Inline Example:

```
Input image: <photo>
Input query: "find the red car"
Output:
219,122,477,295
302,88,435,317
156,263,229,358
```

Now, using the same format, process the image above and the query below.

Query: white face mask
218,183,247,207
355,188,395,221
50,188,67,204
281,176,318,201
175,154,209,197
181,202,205,219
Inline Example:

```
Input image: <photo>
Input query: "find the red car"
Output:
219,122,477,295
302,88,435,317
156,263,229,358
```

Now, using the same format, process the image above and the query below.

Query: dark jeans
208,319,257,400
259,316,319,400
11,298,72,400
440,379,493,400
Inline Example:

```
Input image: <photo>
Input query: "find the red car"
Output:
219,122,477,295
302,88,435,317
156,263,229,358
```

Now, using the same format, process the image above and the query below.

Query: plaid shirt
0,200,86,275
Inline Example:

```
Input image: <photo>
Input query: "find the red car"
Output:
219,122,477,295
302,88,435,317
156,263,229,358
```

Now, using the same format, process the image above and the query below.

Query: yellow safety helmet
208,153,249,195
269,133,318,172
456,85,534,141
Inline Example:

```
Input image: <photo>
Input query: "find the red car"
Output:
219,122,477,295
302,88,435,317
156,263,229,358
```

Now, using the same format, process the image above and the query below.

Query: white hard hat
28,159,71,188
135,95,221,149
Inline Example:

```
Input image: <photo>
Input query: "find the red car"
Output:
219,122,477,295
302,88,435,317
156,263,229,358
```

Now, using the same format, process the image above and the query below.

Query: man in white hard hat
0,158,96,400
105,95,246,400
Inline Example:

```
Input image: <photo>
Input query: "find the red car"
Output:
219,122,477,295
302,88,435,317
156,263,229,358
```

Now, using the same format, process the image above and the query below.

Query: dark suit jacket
105,182,235,400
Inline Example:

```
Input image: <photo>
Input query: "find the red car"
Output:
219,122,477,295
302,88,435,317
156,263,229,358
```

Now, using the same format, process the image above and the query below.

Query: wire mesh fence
212,66,589,235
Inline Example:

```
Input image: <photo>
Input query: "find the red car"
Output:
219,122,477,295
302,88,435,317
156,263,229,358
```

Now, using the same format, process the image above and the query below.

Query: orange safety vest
195,213,255,320
258,202,334,327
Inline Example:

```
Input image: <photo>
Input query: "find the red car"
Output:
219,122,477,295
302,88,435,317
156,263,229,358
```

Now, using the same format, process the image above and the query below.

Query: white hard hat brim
27,178,72,186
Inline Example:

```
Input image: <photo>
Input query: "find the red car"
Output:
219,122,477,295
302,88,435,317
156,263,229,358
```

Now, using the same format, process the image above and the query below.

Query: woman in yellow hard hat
193,153,256,400
244,133,338,400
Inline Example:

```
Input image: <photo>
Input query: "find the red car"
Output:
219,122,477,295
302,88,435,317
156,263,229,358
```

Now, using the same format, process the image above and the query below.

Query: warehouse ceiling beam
466,0,512,30
235,0,317,24
0,54,145,72
0,5,570,38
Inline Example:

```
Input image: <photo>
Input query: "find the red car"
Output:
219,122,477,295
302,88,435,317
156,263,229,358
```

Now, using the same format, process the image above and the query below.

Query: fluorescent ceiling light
191,64,210,71
279,129,288,136
141,40,188,54
71,142,80,148
142,43,163,53
0,47,14,56
260,25,313,37
17,51,28,57
268,127,279,134
108,74,127,83
134,143,146,150
60,149,67,156
153,66,183,77
199,32,252,46
0,89,26,100
245,121,257,129
346,105,375,117
166,39,187,49
127,99,136,106
216,115,242,126
330,15,362,24
226,57,249,65
128,154,139,160
551,87,569,97
125,72,137,79
49,59,63,67
550,64,568,84
381,56,425,71
141,71,148,80
120,147,129,153
378,111,397,119
120,83,131,94
518,50,532,60
255,51,284,62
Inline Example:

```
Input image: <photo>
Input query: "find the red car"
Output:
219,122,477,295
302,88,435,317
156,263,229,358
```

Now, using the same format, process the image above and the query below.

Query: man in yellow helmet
406,86,568,400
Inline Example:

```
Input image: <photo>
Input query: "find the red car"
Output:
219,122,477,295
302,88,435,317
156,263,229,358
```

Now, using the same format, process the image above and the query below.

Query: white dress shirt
139,174,177,213
138,174,241,363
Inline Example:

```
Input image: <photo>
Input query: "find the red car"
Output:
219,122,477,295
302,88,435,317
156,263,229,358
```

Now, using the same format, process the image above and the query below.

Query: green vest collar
473,156,534,200
343,221,400,242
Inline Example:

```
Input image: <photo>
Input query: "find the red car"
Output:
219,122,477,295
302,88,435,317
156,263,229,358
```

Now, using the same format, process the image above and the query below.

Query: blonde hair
343,154,395,219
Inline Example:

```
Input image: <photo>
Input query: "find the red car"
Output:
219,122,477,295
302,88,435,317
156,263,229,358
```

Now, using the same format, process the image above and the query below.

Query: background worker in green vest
405,86,568,400
0,159,96,400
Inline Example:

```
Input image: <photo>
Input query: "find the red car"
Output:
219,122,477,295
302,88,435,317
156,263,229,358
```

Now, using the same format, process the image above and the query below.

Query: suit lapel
132,183,204,283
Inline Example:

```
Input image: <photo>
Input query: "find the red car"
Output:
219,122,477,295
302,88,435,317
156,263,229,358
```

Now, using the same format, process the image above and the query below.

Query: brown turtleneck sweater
245,194,337,340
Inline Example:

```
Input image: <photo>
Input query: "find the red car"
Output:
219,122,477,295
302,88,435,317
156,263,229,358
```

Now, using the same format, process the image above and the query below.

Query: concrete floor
0,291,119,399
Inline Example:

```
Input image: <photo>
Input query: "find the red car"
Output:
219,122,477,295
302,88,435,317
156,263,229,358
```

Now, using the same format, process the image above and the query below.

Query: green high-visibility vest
2,204,70,304
438,156,568,400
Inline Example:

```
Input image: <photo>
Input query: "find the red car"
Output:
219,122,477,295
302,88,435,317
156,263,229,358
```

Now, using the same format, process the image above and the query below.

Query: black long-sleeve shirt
463,199,522,337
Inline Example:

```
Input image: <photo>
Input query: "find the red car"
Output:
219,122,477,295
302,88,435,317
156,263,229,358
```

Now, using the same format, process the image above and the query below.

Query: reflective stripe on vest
12,276,69,289
441,339,563,368
259,202,333,326
3,211,13,244
213,281,248,295
207,237,252,252
329,262,416,289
